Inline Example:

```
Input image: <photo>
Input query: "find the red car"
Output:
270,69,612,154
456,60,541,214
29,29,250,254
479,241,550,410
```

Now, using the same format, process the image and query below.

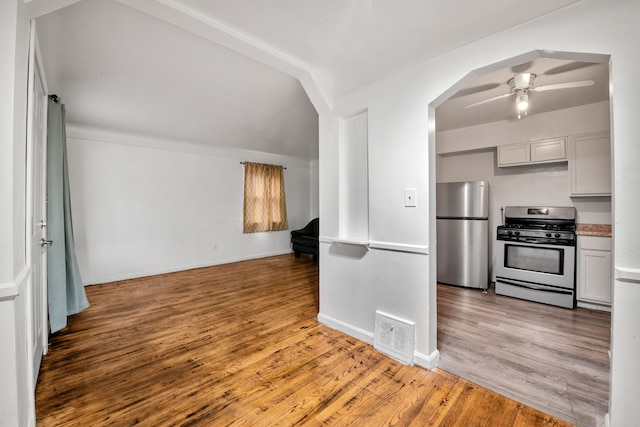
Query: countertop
576,223,612,237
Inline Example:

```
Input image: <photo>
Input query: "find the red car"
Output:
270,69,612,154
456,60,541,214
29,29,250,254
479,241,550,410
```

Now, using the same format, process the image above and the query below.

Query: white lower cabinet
577,235,612,309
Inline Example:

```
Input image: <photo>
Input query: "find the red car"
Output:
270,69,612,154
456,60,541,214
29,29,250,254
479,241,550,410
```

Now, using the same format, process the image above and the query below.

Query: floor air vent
374,311,415,364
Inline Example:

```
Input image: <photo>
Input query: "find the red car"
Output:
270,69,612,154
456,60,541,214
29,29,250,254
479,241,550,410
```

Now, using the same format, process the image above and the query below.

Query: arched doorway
429,49,613,426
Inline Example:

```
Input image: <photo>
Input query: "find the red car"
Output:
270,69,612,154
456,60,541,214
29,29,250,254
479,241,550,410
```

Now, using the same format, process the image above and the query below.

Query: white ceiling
36,0,320,160
35,0,590,159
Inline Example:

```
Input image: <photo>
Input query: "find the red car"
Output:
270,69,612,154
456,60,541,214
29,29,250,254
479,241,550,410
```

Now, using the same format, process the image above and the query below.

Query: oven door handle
497,237,575,246
496,278,574,295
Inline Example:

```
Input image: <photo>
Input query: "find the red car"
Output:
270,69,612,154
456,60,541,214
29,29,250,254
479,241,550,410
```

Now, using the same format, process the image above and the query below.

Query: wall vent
374,311,415,364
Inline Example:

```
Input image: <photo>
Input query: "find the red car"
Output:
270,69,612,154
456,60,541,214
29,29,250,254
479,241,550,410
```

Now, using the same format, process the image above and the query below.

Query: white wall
66,125,314,285
0,0,29,281
338,111,369,241
436,101,611,155
319,67,433,365
0,0,17,284
318,1,640,424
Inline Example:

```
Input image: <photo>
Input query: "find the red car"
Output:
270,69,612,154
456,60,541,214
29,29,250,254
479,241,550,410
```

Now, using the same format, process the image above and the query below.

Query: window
243,162,288,233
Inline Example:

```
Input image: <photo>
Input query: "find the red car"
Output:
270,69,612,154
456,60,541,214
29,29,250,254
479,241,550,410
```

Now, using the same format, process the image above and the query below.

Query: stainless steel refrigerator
436,181,489,289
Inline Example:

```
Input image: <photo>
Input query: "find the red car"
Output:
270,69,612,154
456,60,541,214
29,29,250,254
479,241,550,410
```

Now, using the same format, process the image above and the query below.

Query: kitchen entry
431,50,613,426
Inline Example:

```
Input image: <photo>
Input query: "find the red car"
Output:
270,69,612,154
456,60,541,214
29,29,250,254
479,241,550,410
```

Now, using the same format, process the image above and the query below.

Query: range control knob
546,232,552,237
507,230,513,235
555,233,561,238
515,231,520,236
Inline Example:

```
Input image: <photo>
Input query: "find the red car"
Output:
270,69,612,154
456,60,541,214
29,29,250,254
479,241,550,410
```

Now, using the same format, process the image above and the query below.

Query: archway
428,49,613,426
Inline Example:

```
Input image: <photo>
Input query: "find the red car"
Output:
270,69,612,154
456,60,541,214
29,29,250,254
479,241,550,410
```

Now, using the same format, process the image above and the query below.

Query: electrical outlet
404,188,417,207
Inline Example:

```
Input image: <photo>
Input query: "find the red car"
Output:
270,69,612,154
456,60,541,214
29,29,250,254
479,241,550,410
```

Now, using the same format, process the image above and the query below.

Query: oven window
504,244,564,275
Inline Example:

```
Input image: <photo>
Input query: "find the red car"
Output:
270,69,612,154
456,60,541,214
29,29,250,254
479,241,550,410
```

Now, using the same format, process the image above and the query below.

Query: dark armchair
290,218,319,261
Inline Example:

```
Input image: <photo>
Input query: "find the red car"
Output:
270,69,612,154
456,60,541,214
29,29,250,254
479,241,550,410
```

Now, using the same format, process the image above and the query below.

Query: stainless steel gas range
495,206,576,309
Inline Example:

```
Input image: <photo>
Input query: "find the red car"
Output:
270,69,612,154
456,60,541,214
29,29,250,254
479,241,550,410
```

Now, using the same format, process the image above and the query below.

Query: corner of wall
414,349,440,370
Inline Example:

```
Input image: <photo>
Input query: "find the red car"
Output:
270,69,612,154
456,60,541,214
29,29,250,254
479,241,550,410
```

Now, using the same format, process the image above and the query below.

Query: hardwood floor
437,284,611,427
37,255,574,426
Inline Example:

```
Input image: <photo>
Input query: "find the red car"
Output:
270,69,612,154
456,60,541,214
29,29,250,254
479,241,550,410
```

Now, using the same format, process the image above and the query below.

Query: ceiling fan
464,72,595,119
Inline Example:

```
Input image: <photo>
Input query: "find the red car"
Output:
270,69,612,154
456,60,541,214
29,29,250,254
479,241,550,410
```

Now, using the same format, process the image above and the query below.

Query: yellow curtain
243,162,288,233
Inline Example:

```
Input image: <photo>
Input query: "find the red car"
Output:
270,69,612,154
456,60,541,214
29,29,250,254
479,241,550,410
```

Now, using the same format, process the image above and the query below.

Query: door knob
40,238,53,248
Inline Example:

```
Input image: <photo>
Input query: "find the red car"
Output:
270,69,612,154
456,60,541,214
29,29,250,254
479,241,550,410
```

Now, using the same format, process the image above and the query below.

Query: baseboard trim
414,349,440,370
317,313,374,345
83,250,293,285
317,313,440,369
577,300,611,312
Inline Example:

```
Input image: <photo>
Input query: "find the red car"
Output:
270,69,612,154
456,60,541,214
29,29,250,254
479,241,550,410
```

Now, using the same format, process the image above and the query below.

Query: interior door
27,28,49,387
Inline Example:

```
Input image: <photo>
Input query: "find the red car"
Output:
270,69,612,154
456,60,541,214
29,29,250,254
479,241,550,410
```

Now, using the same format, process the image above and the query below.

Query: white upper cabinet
568,132,611,196
498,137,566,167
530,138,567,163
497,142,530,166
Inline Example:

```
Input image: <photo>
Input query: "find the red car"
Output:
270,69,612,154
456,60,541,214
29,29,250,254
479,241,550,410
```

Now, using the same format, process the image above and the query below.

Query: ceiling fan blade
452,83,502,99
543,61,594,76
533,80,595,92
464,92,513,109
511,61,533,74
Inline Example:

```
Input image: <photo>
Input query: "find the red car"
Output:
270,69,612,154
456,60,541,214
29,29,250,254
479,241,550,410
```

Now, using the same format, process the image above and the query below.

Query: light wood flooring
37,254,574,426
437,284,611,427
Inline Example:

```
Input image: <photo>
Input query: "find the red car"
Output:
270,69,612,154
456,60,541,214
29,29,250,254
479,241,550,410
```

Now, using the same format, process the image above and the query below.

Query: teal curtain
47,95,89,333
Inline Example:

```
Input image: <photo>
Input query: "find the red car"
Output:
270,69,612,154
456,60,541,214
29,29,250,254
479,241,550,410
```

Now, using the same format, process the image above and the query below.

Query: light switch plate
404,188,417,207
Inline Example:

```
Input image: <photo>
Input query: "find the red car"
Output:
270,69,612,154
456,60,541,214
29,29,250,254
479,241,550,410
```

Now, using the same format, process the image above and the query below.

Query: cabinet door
498,142,530,166
577,237,612,305
569,132,611,196
530,138,566,163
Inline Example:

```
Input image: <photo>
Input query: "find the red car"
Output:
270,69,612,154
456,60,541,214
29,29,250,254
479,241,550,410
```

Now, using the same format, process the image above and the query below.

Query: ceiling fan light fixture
516,92,528,111
516,92,528,119
463,69,596,119
514,73,533,89
508,73,536,92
